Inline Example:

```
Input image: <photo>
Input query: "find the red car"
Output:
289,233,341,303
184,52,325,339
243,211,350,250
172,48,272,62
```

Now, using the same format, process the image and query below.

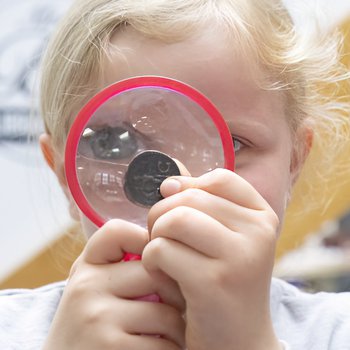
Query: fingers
146,269,186,312
142,236,210,292
82,219,149,264
54,219,186,350
154,168,279,237
120,300,185,347
160,168,270,210
117,334,184,350
146,168,279,263
149,187,266,235
93,261,185,311
149,206,235,258
71,219,186,311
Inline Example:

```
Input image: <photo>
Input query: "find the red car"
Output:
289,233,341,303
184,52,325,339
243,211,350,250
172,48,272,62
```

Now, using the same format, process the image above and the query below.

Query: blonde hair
40,0,349,204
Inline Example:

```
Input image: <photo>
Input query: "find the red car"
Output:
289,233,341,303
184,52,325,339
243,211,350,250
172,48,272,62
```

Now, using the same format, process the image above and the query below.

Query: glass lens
74,86,228,227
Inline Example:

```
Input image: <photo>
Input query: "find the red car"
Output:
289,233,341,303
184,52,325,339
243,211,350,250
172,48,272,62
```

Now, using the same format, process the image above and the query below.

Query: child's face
72,25,304,237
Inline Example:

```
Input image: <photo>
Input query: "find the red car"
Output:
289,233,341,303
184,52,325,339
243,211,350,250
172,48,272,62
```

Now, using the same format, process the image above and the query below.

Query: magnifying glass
65,76,235,230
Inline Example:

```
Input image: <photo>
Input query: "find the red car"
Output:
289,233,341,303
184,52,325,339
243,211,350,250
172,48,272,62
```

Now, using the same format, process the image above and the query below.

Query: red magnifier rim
65,76,235,228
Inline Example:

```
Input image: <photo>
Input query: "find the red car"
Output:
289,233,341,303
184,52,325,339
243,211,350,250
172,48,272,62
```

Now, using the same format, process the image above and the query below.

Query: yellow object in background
276,17,350,258
0,225,84,289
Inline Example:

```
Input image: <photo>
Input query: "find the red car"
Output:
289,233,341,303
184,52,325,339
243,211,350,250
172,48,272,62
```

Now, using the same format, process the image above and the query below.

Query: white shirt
1,278,350,349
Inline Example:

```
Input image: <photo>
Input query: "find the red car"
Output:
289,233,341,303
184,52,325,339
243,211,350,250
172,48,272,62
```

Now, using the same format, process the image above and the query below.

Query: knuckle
82,302,107,326
66,268,98,299
210,167,233,183
81,314,127,349
169,206,193,227
212,263,233,289
103,333,128,349
182,187,204,204
144,237,168,258
151,206,194,242
69,256,82,278
103,218,125,232
66,279,88,301
202,168,234,190
255,211,279,245
269,210,280,228
265,210,279,232
154,205,192,231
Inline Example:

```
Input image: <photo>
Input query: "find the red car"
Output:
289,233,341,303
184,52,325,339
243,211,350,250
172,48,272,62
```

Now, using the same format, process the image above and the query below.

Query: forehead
102,26,286,129
105,26,258,93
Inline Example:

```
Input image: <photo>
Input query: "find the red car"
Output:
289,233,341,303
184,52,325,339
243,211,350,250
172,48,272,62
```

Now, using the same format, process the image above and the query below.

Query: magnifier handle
123,252,161,303
123,252,142,262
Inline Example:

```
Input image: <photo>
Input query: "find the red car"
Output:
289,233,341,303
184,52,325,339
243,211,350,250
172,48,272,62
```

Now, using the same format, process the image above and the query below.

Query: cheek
237,161,292,222
252,174,290,220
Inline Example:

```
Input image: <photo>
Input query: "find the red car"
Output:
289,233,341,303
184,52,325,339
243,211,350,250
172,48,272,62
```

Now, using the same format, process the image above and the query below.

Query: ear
290,126,313,185
39,133,80,221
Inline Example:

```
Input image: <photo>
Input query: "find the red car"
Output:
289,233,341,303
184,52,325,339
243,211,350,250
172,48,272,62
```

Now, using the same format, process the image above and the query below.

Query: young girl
1,0,350,349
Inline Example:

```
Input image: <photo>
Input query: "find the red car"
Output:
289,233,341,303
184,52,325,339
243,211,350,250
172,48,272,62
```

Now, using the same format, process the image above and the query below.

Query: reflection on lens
81,125,139,160
77,161,127,204
92,171,123,203
129,90,169,135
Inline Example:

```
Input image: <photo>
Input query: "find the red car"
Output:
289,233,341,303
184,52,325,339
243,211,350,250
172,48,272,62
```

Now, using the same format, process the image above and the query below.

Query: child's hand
43,220,186,350
143,169,282,350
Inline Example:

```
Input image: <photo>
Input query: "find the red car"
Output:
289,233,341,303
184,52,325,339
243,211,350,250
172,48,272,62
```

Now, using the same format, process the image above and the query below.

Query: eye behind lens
87,126,139,160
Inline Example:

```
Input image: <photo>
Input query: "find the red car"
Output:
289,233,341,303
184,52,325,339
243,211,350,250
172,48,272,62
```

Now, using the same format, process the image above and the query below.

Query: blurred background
0,0,350,292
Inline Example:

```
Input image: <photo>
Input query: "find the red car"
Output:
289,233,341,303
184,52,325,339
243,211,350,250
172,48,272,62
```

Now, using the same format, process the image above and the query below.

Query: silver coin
124,151,181,207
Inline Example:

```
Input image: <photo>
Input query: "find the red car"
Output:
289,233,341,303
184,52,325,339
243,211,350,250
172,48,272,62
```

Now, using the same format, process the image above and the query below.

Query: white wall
284,0,350,32
0,0,72,281
0,143,71,280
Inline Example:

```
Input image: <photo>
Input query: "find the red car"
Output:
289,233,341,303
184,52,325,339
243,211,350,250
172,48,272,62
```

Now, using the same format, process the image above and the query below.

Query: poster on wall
0,0,72,143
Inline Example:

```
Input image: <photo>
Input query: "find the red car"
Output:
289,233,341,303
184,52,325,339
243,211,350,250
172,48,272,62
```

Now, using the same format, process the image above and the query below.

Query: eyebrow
225,119,275,140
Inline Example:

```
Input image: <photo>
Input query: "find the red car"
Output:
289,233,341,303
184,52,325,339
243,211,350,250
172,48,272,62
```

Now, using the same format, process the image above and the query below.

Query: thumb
173,158,191,177
82,219,149,264
159,158,193,198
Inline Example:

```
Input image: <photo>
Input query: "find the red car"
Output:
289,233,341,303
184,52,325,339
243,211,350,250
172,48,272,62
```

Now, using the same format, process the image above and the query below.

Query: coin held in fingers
124,151,181,207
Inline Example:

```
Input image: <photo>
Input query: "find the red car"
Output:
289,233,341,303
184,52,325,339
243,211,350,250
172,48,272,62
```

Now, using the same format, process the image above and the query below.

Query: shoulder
0,281,66,350
271,278,350,350
0,280,66,297
0,281,66,314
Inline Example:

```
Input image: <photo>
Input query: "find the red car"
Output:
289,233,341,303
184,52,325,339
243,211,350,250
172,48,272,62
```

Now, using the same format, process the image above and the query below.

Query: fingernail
160,178,181,197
